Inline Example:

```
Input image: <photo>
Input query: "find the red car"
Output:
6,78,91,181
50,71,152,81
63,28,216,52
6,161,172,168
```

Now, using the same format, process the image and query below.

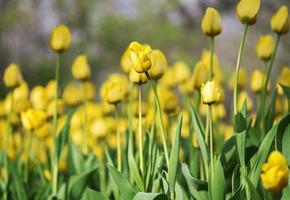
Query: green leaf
82,188,108,200
282,125,290,163
242,174,262,200
236,130,247,167
68,141,85,174
9,160,27,200
190,107,209,176
181,163,208,200
211,158,225,200
265,90,277,133
107,165,136,200
280,84,290,99
128,136,144,191
249,114,290,188
132,192,168,200
168,115,183,195
54,110,74,161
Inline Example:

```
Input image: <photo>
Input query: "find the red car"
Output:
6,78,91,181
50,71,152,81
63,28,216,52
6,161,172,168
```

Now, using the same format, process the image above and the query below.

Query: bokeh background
0,0,289,97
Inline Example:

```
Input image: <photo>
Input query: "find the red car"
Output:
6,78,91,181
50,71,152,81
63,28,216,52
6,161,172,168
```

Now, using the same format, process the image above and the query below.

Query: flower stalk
138,84,144,175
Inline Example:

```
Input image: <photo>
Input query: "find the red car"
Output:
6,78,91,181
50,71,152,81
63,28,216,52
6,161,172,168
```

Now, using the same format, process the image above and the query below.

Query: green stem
99,158,106,194
209,37,214,81
208,105,214,177
82,82,89,155
52,53,61,195
233,24,249,116
115,104,122,172
261,34,280,135
145,71,169,169
138,84,144,175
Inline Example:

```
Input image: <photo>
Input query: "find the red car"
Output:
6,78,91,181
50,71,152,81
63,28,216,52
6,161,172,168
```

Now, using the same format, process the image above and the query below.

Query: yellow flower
271,6,289,35
107,74,129,97
46,99,65,117
159,67,177,88
256,35,274,61
173,61,191,84
90,118,108,138
179,75,195,95
50,24,71,53
236,0,260,25
251,70,264,93
45,80,57,101
261,151,289,193
120,47,132,73
129,41,152,73
100,80,126,104
201,7,222,37
149,49,168,79
82,81,96,101
71,55,91,81
35,123,51,138
132,101,148,117
200,81,221,105
129,69,147,84
63,82,82,107
0,101,5,117
30,86,48,110
278,66,290,87
3,63,23,89
21,109,47,131
192,61,208,89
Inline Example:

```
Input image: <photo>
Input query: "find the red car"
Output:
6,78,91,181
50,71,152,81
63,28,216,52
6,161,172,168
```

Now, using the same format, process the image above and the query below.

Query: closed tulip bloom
236,0,260,25
129,69,147,84
200,81,221,105
45,80,57,101
71,55,91,81
120,47,131,73
149,49,168,79
251,70,264,93
256,35,274,61
279,66,290,87
100,80,126,104
50,24,71,53
46,99,65,117
129,41,152,73
201,7,222,37
261,151,289,193
63,83,82,106
30,86,48,110
192,61,209,89
271,6,289,35
3,63,23,89
21,109,47,131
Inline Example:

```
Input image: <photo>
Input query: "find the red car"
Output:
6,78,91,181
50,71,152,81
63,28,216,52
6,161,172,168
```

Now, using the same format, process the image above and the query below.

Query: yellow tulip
251,70,264,93
200,50,223,82
278,66,290,87
107,73,129,97
100,80,126,104
132,101,148,117
256,35,274,61
159,67,177,88
179,75,195,95
192,61,208,89
236,0,260,25
129,69,147,84
63,82,82,107
50,24,71,53
0,101,5,117
201,7,222,37
129,41,152,73
21,109,47,131
271,6,289,35
71,55,91,81
3,63,23,89
30,86,48,110
149,49,168,79
261,151,289,193
45,80,57,101
90,118,108,138
35,123,51,138
120,47,132,73
46,99,65,117
200,81,221,105
173,61,191,84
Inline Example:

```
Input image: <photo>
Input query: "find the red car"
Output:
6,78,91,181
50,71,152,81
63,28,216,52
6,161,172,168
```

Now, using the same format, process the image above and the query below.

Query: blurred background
0,0,289,97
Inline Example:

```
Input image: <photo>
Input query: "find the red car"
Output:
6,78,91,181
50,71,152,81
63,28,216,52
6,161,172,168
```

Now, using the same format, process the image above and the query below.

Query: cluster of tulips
1,0,290,199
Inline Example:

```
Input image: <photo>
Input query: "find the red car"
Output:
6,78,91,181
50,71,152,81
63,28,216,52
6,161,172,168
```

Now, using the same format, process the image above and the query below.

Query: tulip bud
200,81,221,105
30,86,48,110
256,35,274,61
50,25,71,53
201,7,222,37
45,80,57,101
71,55,91,81
21,109,47,131
192,61,208,89
120,47,131,73
271,6,289,35
129,69,147,84
261,151,289,193
251,70,264,93
129,41,152,73
62,83,82,107
3,63,23,89
278,66,290,87
149,49,168,79
100,80,126,104
236,0,260,25
46,99,65,117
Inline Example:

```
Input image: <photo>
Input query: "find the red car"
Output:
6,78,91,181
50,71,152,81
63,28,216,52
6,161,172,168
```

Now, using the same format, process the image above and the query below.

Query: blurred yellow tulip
46,99,65,117
201,81,221,105
173,61,191,84
45,80,57,101
71,55,91,81
3,63,23,89
120,47,132,73
271,6,289,35
278,66,290,87
201,7,223,37
63,82,82,107
236,0,260,25
149,49,168,79
256,35,274,61
30,86,48,110
251,70,264,93
129,69,147,84
100,80,127,104
50,24,71,53
21,109,47,131
237,91,253,111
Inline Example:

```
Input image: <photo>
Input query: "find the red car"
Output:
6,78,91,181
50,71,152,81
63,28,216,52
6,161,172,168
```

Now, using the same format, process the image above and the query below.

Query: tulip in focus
129,42,152,73
201,7,222,37
200,81,221,105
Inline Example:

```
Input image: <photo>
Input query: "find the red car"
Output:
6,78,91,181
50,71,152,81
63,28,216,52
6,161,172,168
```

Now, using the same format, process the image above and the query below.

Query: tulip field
1,1,290,200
